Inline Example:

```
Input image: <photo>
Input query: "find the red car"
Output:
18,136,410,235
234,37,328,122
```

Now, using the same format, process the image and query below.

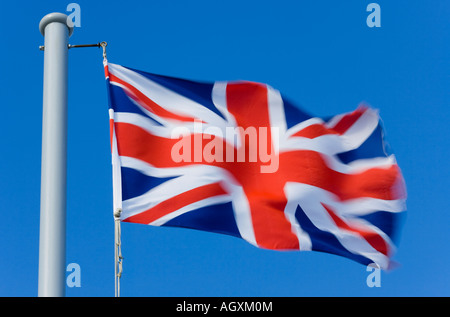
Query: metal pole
38,13,73,297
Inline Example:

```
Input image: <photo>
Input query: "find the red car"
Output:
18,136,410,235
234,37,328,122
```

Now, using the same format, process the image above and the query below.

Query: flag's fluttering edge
104,62,406,270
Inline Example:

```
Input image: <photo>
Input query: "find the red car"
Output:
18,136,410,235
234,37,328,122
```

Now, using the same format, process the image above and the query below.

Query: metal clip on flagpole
100,41,108,61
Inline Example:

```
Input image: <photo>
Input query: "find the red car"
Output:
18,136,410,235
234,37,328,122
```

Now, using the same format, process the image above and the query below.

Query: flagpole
38,12,73,297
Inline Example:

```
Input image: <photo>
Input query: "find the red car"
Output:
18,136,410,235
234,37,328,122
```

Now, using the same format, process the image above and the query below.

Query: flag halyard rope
114,209,123,298
101,42,124,297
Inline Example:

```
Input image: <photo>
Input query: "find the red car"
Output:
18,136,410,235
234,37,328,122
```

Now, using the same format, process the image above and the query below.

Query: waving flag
104,62,406,270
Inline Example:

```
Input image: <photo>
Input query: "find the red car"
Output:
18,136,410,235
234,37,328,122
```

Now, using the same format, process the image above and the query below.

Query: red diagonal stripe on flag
330,106,367,134
123,182,228,224
109,73,199,122
293,123,340,138
322,203,389,256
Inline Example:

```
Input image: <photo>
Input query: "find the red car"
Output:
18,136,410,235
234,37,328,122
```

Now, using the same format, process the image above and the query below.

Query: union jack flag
105,62,406,270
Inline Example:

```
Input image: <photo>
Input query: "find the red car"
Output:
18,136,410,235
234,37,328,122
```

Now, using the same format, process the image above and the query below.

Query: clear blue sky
0,0,448,297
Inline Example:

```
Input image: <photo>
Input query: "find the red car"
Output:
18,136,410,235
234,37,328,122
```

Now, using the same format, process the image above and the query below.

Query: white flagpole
38,12,73,297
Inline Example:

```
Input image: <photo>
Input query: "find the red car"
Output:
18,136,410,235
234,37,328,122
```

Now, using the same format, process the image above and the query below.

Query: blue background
0,0,448,296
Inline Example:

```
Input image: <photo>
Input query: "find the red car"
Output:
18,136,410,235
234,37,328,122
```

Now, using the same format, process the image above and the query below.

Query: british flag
105,62,407,270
